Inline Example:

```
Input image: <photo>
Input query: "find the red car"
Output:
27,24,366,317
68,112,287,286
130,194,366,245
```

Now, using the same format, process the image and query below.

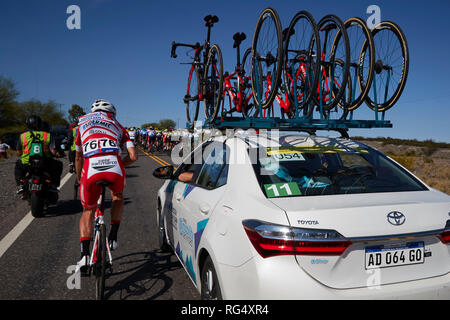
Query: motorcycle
23,154,61,218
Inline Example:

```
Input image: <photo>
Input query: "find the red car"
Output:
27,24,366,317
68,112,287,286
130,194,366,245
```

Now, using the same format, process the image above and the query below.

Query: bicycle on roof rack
219,32,257,120
186,8,408,136
171,15,223,129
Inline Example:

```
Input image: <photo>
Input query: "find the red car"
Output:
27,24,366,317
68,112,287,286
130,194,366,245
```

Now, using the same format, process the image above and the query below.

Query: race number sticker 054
264,182,302,198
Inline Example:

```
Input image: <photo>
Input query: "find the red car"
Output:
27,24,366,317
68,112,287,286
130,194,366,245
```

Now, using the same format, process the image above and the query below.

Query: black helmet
26,115,42,130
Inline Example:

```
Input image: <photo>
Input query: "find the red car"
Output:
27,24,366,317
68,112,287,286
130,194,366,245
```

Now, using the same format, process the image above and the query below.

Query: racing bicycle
89,181,113,300
220,32,257,119
171,15,223,128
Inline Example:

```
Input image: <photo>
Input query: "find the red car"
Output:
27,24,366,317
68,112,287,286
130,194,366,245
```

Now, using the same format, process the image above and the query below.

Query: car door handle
199,203,210,214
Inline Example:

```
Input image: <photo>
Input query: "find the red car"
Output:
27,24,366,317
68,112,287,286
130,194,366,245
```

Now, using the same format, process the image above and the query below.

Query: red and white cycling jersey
75,111,134,209
75,111,133,157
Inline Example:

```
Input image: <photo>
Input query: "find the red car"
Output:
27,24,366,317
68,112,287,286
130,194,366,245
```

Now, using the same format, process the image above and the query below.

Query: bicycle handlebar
170,41,201,58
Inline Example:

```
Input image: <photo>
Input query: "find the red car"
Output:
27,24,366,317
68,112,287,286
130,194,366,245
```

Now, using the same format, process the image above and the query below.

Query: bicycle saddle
320,23,337,32
204,15,219,27
233,32,246,48
282,28,295,41
95,180,113,186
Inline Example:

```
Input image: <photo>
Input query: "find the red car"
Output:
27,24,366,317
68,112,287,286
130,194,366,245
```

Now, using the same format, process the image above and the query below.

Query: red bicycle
171,15,223,128
251,10,322,119
220,32,257,119
282,14,350,118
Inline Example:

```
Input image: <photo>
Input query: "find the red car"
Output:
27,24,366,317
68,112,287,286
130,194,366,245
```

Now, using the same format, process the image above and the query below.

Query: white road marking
0,172,73,259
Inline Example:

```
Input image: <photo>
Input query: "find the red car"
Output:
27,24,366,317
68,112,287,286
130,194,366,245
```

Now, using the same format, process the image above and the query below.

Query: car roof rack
191,116,390,139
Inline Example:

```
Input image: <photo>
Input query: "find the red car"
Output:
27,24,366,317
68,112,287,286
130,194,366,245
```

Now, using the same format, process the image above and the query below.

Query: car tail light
243,220,351,258
33,179,39,184
440,220,450,244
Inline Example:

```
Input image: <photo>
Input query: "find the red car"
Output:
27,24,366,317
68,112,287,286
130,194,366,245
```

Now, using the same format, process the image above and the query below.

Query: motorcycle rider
14,115,62,197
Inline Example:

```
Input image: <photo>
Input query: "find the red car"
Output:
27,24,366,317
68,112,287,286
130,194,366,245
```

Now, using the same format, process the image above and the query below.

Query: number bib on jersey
82,138,120,158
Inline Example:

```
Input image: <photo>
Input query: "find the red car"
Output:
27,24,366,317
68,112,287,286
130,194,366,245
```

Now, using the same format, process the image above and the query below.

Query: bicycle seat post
204,15,219,45
96,181,111,214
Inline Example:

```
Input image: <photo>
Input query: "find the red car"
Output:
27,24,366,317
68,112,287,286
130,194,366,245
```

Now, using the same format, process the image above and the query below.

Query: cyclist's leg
108,190,123,250
106,158,126,250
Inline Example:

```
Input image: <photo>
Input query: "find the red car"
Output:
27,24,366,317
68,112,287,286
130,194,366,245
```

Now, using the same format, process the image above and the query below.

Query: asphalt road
0,148,200,300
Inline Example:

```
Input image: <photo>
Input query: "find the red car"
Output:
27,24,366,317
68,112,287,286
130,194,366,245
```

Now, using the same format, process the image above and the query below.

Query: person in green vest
14,115,61,196
67,124,78,173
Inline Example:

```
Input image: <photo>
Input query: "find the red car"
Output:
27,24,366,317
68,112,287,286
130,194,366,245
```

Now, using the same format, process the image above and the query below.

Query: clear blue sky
0,0,449,142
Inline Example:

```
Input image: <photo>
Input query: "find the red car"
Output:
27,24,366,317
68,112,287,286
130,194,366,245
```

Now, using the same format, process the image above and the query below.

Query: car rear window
250,146,428,198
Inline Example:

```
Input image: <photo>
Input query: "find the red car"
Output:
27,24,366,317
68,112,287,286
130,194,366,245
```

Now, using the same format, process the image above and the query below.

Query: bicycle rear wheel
283,10,321,117
313,14,350,113
331,17,375,111
364,21,409,111
185,65,201,129
95,224,106,300
241,47,258,118
202,44,223,123
251,7,283,110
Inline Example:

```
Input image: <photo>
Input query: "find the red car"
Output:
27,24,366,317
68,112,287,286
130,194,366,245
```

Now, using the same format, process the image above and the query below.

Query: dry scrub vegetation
356,139,450,195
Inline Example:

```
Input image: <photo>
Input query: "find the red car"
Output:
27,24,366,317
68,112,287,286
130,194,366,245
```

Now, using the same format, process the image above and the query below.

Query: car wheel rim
203,268,217,300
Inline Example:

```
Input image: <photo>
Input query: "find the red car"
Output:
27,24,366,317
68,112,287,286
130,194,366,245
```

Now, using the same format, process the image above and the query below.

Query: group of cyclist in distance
134,127,179,154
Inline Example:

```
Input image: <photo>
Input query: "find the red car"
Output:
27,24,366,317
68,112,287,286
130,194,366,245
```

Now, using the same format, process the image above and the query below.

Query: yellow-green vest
19,131,51,165
71,126,78,151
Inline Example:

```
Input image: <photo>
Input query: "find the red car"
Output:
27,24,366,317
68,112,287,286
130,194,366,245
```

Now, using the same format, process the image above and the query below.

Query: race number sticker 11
264,182,301,198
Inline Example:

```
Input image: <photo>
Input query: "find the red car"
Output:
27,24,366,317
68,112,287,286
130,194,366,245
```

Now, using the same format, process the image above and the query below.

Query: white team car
153,132,450,299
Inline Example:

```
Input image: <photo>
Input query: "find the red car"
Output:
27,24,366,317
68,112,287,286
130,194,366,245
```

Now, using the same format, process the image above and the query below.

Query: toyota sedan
153,132,450,299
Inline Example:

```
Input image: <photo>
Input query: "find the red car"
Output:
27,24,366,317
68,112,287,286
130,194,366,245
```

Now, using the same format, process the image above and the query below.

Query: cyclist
75,99,137,274
128,127,136,144
14,115,62,196
147,127,156,152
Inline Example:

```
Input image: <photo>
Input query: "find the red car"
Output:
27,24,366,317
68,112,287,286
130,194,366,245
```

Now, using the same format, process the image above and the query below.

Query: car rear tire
158,201,172,253
201,256,222,300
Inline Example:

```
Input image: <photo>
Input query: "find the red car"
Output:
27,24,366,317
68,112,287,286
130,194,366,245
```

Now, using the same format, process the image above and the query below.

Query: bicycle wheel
331,17,375,111
364,21,409,111
283,10,321,118
313,14,350,113
202,44,223,123
251,7,283,110
95,224,106,300
241,47,258,118
185,65,201,129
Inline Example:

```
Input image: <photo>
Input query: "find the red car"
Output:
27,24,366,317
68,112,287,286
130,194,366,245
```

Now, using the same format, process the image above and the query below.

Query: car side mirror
153,165,174,179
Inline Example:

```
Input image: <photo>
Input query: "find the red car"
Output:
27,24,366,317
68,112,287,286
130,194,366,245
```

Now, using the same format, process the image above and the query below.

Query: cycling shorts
79,154,125,209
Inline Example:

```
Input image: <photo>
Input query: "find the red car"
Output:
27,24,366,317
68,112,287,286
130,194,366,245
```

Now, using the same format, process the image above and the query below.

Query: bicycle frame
222,71,253,115
89,189,112,269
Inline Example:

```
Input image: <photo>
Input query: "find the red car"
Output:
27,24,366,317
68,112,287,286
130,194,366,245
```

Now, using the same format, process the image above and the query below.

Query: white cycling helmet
91,99,116,115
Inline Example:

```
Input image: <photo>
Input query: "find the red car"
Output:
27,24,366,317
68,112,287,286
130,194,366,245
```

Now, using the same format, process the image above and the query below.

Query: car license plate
30,184,42,191
365,242,424,269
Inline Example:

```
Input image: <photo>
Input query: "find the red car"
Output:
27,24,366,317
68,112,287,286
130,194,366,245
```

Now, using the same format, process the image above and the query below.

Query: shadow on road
44,200,83,217
104,250,182,300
